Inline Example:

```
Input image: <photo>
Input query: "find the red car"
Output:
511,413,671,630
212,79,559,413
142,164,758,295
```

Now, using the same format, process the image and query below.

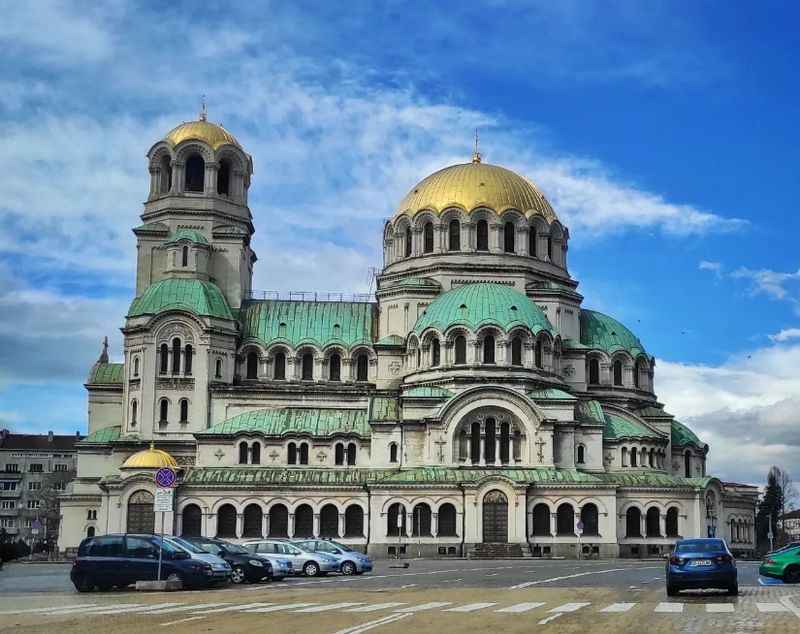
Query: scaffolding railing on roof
245,290,374,303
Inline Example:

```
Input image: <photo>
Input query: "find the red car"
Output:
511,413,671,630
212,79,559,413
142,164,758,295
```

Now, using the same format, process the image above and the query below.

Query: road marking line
0,604,98,615
333,613,412,634
93,602,184,615
655,602,683,613
244,603,317,613
600,603,636,613
49,603,144,615
779,596,800,620
705,604,735,613
538,613,563,625
294,602,363,612
444,602,497,612
146,603,230,615
159,616,205,627
345,603,408,612
192,603,273,614
495,602,546,613
549,602,590,613
756,602,790,613
510,568,630,589
395,602,452,612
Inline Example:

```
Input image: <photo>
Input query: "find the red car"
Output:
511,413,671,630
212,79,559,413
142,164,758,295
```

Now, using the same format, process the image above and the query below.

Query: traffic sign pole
153,467,177,582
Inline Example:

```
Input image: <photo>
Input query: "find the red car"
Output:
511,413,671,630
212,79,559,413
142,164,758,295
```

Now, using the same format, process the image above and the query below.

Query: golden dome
122,444,178,469
396,161,557,222
164,119,241,150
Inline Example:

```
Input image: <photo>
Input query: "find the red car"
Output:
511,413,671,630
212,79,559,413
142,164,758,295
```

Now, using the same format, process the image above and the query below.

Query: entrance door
482,490,508,543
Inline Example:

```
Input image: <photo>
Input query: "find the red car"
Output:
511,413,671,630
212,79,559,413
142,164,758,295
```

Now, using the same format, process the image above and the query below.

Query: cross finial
200,95,207,121
472,128,481,163
98,336,109,364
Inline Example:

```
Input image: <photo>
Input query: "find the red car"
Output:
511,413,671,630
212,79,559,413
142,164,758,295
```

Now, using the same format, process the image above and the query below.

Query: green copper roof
165,229,209,245
414,283,552,335
636,405,673,419
671,420,705,447
87,363,124,385
128,278,233,320
527,387,576,401
576,400,605,424
200,408,370,437
80,425,122,443
133,221,169,234
370,397,400,421
580,309,647,357
604,411,663,440
403,386,454,399
239,300,374,349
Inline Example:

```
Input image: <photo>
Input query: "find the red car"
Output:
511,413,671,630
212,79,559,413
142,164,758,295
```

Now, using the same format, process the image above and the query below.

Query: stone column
432,513,439,538
640,515,647,539
660,515,667,538
313,513,320,538
518,226,530,256
173,162,185,193
406,513,413,538
205,161,217,194
235,513,244,539
412,227,423,256
479,434,486,466
338,513,345,539
288,514,295,538
495,437,501,464
550,512,557,537
263,513,270,538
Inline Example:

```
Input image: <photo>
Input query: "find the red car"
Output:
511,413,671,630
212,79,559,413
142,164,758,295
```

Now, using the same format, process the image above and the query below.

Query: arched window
160,155,172,193
171,337,181,374
133,356,140,377
185,154,205,192
613,360,623,386
268,504,288,537
217,158,231,195
634,359,642,388
576,444,585,464
412,503,432,536
299,442,309,465
356,354,368,381
274,351,286,380
532,503,550,536
242,504,263,538
648,449,655,468
646,507,661,537
556,503,575,536
179,398,189,423
294,504,313,538
503,221,515,252
534,339,543,369
684,450,692,478
126,490,155,533
484,418,496,463
329,353,341,381
347,442,357,466
301,353,313,381
476,219,489,251
483,334,495,364
180,345,191,376
159,343,169,374
500,421,510,463
344,505,364,537
238,441,249,465
626,507,642,537
335,443,344,466
181,245,189,267
387,503,405,536
438,503,457,537
251,442,260,464
470,422,481,464
588,358,600,384
581,503,599,536
246,351,258,379
454,335,467,365
511,336,522,366
216,504,237,538
448,219,460,251
287,442,297,465
159,399,168,423
529,226,537,257
630,447,638,467
130,400,138,426
404,229,412,257
389,442,398,463
622,446,628,467
431,339,440,367
215,358,223,379
423,222,434,253
320,504,339,538
547,234,553,261
667,509,680,537
181,504,202,537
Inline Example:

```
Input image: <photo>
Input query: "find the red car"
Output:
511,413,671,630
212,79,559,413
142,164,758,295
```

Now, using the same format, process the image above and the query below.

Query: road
1,559,798,633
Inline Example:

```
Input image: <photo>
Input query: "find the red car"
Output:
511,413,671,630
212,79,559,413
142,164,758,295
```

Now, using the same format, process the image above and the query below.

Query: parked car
242,538,339,577
666,538,738,596
759,545,800,583
181,536,281,583
71,533,230,592
766,542,800,556
293,539,373,575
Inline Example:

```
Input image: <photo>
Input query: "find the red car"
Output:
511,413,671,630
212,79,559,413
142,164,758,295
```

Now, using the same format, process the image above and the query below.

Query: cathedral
58,114,757,558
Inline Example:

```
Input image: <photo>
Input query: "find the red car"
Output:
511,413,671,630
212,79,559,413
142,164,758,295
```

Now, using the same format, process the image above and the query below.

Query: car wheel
727,583,739,596
341,561,356,576
785,566,800,584
165,572,185,588
231,566,247,584
74,575,94,593
666,584,678,597
303,561,320,577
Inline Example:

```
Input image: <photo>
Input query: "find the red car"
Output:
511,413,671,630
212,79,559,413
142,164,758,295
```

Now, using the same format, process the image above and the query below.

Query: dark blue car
71,533,230,591
666,538,738,596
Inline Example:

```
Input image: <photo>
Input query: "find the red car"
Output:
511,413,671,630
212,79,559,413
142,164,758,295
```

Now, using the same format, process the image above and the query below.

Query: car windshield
675,540,725,554
222,543,250,555
168,537,206,554
198,543,224,556
327,540,353,552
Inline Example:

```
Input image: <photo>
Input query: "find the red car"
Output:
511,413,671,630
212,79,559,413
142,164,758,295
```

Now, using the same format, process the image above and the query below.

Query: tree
770,465,798,511
756,466,787,552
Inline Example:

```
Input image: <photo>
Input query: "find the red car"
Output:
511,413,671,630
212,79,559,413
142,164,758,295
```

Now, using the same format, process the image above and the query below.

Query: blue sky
0,1,798,487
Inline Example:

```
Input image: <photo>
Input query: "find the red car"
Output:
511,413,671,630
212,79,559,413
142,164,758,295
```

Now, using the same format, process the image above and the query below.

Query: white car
243,539,340,577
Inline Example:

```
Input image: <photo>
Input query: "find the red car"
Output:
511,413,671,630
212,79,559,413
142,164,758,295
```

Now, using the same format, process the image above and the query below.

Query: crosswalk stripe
549,602,590,613
655,602,683,613
145,603,230,615
600,603,636,613
705,604,735,613
756,602,790,613
244,603,317,613
495,602,546,613
192,603,273,614
444,603,497,612
93,603,183,615
395,602,453,613
345,603,408,613
49,604,143,615
0,604,98,615
294,603,363,613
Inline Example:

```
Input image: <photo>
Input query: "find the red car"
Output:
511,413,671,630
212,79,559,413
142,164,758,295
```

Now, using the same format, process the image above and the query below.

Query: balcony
0,489,22,499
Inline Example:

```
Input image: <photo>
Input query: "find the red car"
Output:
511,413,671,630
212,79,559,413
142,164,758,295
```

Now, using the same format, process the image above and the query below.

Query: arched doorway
127,490,155,533
482,490,508,543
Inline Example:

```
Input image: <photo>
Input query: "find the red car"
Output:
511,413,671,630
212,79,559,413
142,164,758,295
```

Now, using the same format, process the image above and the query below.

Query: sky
0,1,798,490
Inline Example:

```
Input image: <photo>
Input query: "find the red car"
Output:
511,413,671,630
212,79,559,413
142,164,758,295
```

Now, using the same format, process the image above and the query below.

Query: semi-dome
580,309,647,357
164,118,241,150
128,278,233,320
396,160,557,222
414,282,553,335
122,444,178,469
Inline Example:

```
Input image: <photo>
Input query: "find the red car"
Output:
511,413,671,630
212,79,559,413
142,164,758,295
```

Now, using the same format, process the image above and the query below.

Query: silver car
243,539,339,577
163,536,232,579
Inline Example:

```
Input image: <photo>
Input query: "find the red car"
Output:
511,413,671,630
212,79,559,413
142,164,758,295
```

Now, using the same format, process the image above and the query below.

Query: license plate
690,559,712,566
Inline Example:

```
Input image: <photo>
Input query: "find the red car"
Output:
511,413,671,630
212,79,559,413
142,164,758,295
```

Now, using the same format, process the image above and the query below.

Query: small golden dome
396,162,557,222
164,119,241,150
122,444,178,469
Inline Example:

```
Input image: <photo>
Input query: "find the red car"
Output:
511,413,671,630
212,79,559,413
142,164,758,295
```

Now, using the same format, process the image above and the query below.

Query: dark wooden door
482,490,508,543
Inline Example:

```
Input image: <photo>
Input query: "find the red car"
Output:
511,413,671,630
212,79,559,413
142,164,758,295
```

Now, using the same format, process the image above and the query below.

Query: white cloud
731,266,800,303
769,328,800,343
699,260,722,276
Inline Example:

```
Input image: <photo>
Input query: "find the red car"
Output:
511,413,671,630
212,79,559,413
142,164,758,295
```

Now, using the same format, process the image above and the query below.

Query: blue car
294,539,373,575
666,538,738,596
